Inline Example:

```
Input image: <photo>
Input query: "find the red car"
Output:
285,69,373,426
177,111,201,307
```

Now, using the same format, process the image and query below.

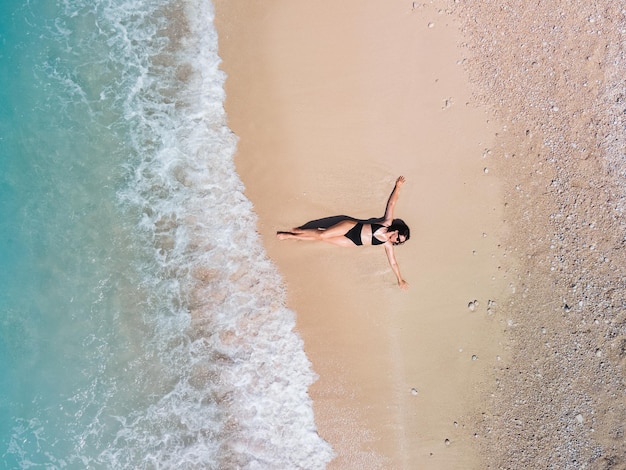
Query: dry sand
215,0,625,468
449,1,626,468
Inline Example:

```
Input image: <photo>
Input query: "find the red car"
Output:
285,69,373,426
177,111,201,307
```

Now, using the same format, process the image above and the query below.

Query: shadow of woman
296,215,385,230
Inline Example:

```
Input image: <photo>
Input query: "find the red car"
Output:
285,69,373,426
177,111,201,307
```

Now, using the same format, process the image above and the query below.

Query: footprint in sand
442,97,454,110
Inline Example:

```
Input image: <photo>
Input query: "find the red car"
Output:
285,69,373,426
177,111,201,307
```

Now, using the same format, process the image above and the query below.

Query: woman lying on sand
277,176,410,289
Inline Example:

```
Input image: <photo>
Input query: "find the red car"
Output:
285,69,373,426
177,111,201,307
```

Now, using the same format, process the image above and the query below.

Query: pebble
447,1,626,467
411,388,419,396
428,22,435,28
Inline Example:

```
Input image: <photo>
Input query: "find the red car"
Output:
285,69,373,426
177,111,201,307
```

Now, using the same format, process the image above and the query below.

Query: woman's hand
396,176,406,187
398,279,409,290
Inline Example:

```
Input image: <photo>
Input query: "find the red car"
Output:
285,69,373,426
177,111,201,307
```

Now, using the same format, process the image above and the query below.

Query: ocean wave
3,0,332,467
107,0,333,466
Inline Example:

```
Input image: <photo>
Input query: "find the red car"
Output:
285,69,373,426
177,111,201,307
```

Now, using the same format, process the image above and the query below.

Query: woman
277,176,410,289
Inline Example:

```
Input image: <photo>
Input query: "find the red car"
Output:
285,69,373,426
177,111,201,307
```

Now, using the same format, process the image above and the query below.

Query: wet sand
215,0,625,468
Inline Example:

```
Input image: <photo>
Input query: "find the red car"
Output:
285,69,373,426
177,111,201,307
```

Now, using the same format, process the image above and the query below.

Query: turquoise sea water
0,0,332,467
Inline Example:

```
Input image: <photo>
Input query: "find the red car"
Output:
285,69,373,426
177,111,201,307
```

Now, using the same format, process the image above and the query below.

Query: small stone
468,301,476,311
411,388,419,396
484,167,489,174
428,22,435,28
471,355,478,361
444,438,450,446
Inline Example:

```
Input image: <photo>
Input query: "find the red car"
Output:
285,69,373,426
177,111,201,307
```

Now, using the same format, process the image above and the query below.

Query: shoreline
214,2,509,468
214,0,626,467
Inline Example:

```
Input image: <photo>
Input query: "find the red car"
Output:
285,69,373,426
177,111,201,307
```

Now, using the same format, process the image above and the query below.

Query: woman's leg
277,220,357,244
295,220,356,238
276,230,319,241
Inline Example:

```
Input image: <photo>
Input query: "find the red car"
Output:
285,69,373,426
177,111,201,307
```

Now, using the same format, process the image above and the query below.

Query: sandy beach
450,1,626,468
215,0,625,468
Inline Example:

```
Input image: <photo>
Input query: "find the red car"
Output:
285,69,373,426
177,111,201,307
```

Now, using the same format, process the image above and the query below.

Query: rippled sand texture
448,1,626,468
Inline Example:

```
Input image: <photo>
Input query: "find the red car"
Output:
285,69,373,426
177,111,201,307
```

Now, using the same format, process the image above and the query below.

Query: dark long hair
389,219,410,245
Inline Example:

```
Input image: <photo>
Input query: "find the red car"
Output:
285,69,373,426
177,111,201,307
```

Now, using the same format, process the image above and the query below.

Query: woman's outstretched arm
382,176,405,225
384,243,408,290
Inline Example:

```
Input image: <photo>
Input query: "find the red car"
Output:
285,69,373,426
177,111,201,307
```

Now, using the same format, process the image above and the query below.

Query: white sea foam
3,0,331,466
103,0,333,467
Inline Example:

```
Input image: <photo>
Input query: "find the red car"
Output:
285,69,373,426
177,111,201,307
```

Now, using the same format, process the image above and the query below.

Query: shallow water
0,0,332,467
